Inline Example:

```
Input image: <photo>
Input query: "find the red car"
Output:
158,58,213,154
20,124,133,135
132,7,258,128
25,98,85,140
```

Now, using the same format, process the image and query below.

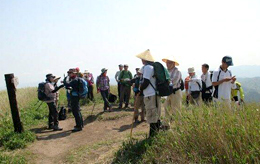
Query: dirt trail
27,104,149,164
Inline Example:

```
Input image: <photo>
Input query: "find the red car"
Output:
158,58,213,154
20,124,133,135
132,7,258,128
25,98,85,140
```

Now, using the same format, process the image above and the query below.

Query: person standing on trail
44,74,63,131
118,64,133,109
212,56,236,110
96,68,112,112
162,56,182,118
84,70,94,101
187,67,202,106
185,75,191,105
115,64,123,100
65,69,84,132
136,49,161,137
201,64,213,103
131,68,146,123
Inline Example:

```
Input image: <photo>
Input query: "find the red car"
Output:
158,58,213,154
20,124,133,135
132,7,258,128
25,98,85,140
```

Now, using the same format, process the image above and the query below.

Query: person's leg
118,82,121,100
71,96,82,129
125,86,131,107
90,85,94,101
47,103,54,128
100,91,108,111
140,96,146,121
48,102,62,130
134,95,140,121
104,90,111,110
119,85,125,108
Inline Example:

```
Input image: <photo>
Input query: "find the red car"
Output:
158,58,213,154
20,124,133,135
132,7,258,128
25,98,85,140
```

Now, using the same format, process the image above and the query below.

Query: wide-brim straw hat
162,56,180,66
84,70,89,74
188,67,195,73
136,49,155,62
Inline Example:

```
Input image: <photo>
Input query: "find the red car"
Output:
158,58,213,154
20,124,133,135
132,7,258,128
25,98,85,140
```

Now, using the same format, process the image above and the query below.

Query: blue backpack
72,78,88,98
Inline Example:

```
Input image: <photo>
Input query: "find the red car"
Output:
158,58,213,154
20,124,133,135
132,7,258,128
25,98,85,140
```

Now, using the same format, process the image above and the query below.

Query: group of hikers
39,49,244,137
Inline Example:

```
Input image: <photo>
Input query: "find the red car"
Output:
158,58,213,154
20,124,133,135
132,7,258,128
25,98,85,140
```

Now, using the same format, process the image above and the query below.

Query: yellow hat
162,56,180,66
136,49,155,62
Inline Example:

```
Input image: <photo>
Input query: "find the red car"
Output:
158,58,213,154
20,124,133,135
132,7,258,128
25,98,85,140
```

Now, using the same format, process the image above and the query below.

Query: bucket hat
188,67,195,74
101,68,108,74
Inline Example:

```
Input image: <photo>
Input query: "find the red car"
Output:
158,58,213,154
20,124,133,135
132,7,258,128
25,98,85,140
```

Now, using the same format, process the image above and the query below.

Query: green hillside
238,77,260,102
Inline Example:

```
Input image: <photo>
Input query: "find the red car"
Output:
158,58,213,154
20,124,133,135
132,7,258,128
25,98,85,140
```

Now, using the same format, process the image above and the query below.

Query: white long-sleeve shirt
115,71,121,82
188,75,202,94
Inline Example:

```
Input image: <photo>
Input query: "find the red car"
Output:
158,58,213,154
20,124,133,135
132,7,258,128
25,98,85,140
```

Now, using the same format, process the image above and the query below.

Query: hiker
96,68,112,112
115,64,123,99
84,70,94,101
231,81,244,105
187,67,202,106
136,49,161,137
131,68,146,123
118,64,133,109
201,64,213,103
62,69,74,112
53,76,61,107
65,69,85,132
162,56,182,117
212,56,236,110
44,74,63,131
185,75,191,105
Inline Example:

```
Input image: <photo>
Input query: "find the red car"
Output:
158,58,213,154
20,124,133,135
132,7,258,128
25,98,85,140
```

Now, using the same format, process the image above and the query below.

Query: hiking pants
117,82,121,100
100,89,110,110
66,91,71,110
71,96,84,128
87,85,94,101
202,92,212,103
119,85,131,106
144,95,161,124
134,95,146,121
47,102,59,127
165,89,182,117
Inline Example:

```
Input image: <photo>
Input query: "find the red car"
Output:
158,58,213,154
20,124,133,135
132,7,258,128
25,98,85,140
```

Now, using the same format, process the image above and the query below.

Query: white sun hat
188,67,195,73
136,49,155,62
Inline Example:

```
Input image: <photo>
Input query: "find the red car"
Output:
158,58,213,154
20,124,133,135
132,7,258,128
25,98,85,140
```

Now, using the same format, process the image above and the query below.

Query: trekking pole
35,101,44,110
130,93,140,140
90,101,96,115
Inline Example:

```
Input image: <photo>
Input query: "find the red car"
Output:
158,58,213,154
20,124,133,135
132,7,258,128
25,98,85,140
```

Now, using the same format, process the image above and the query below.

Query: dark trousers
117,82,121,99
47,102,59,127
119,85,131,106
87,85,94,101
71,96,84,128
100,89,110,110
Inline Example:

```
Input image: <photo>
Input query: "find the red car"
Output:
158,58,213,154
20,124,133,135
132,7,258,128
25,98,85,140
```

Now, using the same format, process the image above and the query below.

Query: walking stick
130,93,140,140
90,101,96,115
35,101,44,110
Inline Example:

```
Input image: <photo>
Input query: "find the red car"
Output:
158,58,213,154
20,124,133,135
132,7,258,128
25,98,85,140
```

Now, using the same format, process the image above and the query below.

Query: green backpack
149,62,171,96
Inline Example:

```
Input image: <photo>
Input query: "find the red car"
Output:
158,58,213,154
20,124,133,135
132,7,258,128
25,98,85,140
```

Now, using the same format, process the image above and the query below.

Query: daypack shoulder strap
216,70,222,82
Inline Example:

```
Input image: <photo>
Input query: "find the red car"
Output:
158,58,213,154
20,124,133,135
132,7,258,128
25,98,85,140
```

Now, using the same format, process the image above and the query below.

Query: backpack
149,62,171,97
58,106,67,120
77,78,88,99
180,79,184,91
37,82,49,101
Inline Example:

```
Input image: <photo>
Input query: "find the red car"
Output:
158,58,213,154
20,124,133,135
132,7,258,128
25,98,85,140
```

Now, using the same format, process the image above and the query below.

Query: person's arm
96,76,100,91
52,85,64,93
129,71,133,79
115,72,119,82
140,78,150,91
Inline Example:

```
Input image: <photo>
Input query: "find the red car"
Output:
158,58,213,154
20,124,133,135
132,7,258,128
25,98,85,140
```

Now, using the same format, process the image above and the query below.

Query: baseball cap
222,56,234,66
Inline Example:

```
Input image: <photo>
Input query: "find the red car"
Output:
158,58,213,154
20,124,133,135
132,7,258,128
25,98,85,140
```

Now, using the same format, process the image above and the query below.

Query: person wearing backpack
162,56,182,118
201,64,213,103
62,68,74,112
96,68,112,112
187,67,202,106
118,64,133,109
136,49,161,137
44,74,63,131
212,56,236,110
65,69,87,132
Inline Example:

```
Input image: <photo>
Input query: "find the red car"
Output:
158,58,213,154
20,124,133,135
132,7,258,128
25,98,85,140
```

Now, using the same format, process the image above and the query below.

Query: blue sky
0,0,260,89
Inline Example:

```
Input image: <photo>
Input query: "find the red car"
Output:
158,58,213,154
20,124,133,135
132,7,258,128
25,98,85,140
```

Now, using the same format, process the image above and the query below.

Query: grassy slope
113,103,260,164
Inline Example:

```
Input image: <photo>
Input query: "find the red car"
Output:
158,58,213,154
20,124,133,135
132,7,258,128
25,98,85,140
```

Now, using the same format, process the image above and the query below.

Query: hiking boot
48,125,54,130
124,104,128,108
72,127,82,132
108,105,113,112
118,105,122,109
53,126,63,131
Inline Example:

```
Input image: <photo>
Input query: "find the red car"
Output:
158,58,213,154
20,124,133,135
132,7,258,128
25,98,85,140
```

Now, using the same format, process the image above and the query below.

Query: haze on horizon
0,0,260,89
